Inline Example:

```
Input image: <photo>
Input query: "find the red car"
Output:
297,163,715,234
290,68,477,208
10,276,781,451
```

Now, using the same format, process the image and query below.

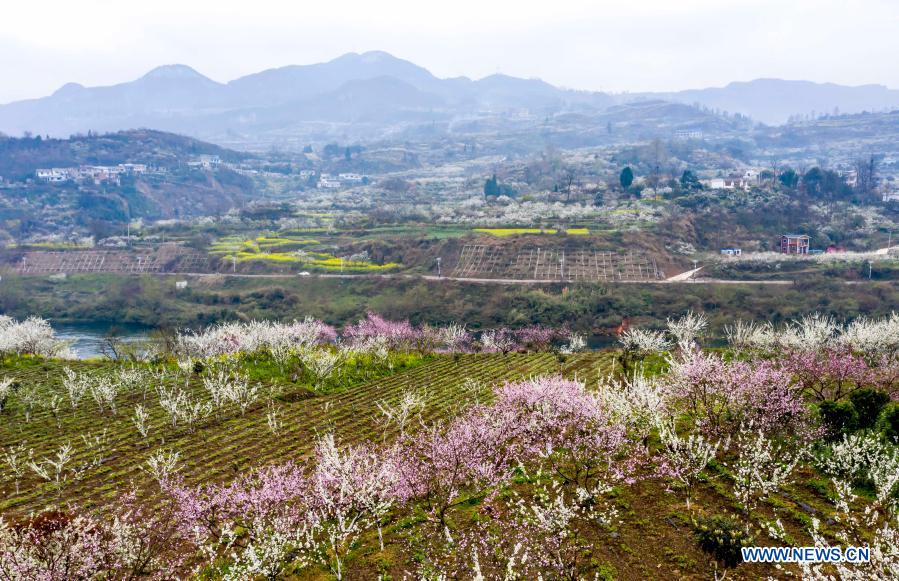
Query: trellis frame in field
452,245,661,282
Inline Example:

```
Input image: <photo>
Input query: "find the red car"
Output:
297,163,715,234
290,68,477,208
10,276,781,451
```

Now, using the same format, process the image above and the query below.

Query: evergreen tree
680,170,702,191
484,174,500,197
619,166,634,190
778,168,799,190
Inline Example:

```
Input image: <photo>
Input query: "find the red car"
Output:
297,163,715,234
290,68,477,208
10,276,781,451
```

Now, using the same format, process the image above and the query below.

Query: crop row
0,352,616,515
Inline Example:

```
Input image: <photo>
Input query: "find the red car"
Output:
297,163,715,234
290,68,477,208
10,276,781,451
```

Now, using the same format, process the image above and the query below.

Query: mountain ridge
2,51,899,142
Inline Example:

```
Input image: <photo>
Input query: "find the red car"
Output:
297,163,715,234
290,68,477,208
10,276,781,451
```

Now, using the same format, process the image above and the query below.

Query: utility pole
869,260,873,280
436,257,442,277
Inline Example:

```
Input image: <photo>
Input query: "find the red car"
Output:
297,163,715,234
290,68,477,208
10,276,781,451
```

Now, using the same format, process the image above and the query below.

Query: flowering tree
302,350,342,391
601,372,670,443
393,405,520,525
0,496,186,581
376,390,426,438
656,420,721,508
839,313,899,360
343,312,419,352
803,433,899,580
0,316,71,358
203,369,260,415
666,310,708,353
176,318,336,359
434,323,472,354
781,348,871,402
306,435,399,578
516,325,558,351
727,425,803,527
2,443,29,495
418,481,614,580
559,331,587,355
666,351,809,438
494,377,640,492
618,327,670,375
0,378,13,413
166,461,309,573
479,328,518,355
0,512,106,580
28,443,75,497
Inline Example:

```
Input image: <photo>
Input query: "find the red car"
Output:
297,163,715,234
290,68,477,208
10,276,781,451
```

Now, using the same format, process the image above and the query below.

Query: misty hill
0,129,248,181
434,99,753,156
0,52,612,146
2,51,898,147
645,79,899,125
0,130,255,233
755,108,899,160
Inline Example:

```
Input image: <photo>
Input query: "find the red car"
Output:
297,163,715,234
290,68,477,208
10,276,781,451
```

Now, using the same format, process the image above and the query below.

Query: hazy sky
2,0,898,104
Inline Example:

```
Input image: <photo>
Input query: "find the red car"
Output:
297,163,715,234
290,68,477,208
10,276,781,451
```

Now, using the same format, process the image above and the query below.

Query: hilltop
0,129,249,181
0,130,256,240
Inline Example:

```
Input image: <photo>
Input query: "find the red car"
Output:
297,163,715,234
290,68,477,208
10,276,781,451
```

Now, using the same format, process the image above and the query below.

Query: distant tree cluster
322,143,365,159
484,174,517,198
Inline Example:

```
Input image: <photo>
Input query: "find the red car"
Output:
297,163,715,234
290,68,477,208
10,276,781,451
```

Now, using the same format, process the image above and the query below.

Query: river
52,322,153,359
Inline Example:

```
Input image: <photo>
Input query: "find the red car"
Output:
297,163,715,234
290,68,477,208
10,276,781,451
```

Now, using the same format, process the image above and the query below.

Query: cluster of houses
35,163,149,185
317,172,364,189
35,155,230,184
703,167,869,193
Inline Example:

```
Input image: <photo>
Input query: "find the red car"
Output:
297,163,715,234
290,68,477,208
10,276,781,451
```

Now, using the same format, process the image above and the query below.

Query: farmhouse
338,172,363,183
674,129,703,139
780,234,810,255
318,178,342,189
35,169,67,182
705,173,757,191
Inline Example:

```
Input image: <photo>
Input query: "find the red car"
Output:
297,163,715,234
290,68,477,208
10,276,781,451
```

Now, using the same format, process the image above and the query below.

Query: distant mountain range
1,51,898,145
651,79,899,125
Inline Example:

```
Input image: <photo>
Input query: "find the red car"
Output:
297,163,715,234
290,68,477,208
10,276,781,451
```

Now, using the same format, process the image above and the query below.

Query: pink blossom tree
342,312,419,352
781,348,871,402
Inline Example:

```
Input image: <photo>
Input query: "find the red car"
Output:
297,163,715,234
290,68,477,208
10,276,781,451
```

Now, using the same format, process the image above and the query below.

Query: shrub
849,388,891,431
878,402,899,443
818,400,858,439
694,515,754,567
192,360,205,375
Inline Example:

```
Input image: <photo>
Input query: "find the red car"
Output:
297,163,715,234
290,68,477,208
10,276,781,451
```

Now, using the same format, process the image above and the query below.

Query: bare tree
769,157,780,187
562,167,577,203
855,154,878,200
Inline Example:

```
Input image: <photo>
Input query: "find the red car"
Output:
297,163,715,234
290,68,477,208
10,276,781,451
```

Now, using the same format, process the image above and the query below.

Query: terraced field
0,351,617,516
